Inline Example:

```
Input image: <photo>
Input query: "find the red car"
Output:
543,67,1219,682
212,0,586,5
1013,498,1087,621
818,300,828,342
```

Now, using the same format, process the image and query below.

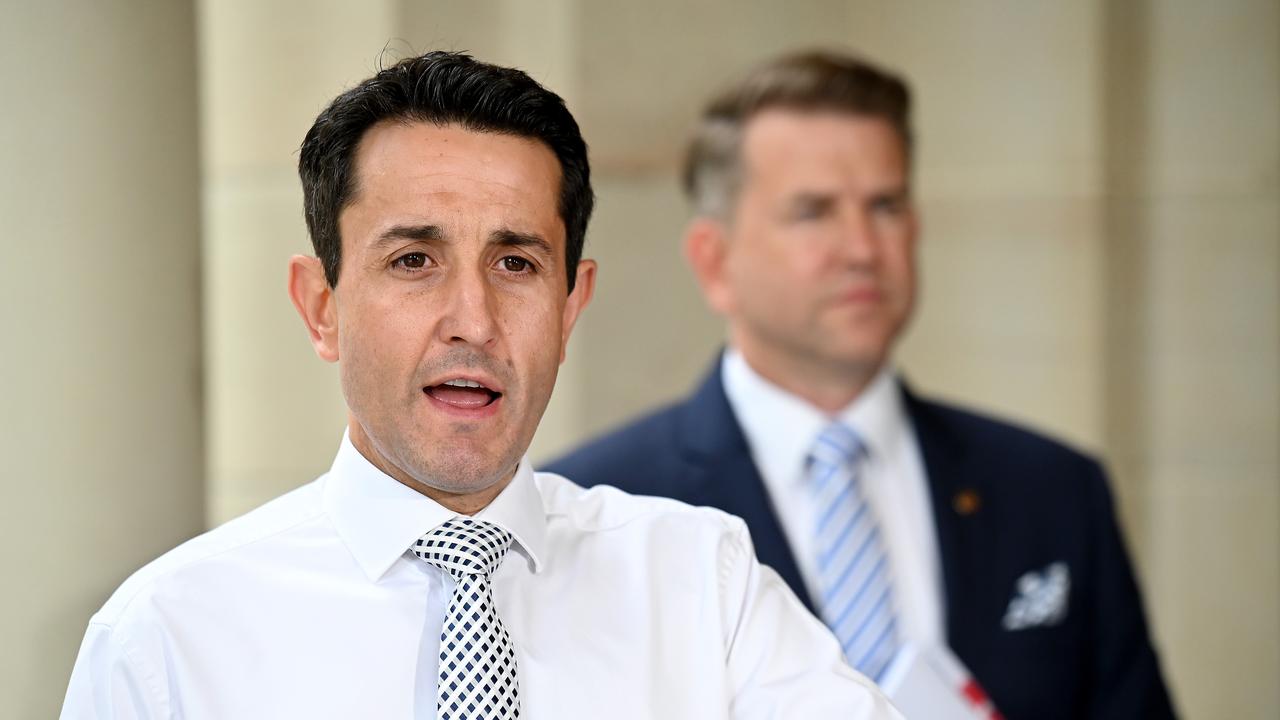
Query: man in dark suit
548,51,1176,719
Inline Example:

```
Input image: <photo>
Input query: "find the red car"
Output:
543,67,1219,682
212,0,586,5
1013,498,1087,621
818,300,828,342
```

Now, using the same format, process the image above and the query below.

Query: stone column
862,1,1109,451
198,0,395,522
0,2,203,716
1105,1,1279,716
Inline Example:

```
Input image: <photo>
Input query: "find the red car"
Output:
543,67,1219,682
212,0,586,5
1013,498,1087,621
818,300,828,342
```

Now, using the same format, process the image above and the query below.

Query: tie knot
809,422,864,470
412,518,514,579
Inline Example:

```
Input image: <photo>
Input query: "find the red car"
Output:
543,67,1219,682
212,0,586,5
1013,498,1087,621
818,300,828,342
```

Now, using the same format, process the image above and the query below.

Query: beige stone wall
0,2,204,717
1103,2,1280,716
198,0,396,523
859,2,1109,451
8,0,1274,716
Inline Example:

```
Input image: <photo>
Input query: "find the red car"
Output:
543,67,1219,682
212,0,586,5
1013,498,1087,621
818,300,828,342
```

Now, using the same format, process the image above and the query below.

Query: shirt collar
473,453,547,575
722,349,828,490
721,349,907,485
836,363,908,467
322,430,548,582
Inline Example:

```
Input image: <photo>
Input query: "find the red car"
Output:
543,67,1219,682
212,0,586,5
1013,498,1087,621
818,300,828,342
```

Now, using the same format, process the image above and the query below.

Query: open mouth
424,378,502,409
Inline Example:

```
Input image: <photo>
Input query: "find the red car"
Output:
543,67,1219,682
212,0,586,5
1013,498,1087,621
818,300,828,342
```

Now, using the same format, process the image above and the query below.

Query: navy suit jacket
546,360,1176,720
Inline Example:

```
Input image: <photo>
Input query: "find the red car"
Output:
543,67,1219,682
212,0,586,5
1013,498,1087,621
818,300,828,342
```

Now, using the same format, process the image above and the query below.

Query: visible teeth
442,378,484,389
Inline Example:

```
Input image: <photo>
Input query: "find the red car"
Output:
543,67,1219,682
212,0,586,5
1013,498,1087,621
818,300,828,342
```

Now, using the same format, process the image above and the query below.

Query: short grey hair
682,49,914,218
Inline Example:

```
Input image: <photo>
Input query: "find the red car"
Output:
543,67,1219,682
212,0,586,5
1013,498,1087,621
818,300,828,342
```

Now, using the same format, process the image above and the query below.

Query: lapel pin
953,488,981,516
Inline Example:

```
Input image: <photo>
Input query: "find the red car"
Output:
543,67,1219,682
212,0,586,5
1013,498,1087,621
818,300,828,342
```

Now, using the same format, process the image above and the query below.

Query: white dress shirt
62,432,901,720
721,349,945,648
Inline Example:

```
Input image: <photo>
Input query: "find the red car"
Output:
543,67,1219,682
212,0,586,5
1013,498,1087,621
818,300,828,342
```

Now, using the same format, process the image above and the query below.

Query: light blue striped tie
808,422,900,681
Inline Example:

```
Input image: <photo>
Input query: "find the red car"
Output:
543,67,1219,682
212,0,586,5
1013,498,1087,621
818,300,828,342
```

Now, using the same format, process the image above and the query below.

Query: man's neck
731,342,884,414
396,473,510,516
347,420,513,515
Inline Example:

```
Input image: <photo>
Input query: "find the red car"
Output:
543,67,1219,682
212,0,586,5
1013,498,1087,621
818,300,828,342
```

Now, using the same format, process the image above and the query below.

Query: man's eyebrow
490,229,555,258
371,224,445,250
873,185,911,200
786,192,838,210
789,190,836,202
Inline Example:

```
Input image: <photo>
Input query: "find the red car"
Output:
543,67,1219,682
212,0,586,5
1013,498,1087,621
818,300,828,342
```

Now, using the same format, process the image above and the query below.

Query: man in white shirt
548,50,1177,719
61,51,900,719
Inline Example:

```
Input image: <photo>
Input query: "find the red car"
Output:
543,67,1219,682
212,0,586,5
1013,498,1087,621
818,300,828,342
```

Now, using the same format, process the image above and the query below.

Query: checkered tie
808,422,901,681
412,518,520,720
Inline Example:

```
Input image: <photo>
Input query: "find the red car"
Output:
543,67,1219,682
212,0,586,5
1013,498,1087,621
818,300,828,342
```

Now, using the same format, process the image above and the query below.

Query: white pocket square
1002,562,1070,631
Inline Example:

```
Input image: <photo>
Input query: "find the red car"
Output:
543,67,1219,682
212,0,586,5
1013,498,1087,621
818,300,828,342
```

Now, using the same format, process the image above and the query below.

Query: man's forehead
340,121,565,236
743,108,903,151
739,109,909,185
352,120,561,186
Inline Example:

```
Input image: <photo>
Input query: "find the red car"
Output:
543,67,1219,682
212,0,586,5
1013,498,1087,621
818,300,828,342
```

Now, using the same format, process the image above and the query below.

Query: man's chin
818,332,895,369
406,450,523,497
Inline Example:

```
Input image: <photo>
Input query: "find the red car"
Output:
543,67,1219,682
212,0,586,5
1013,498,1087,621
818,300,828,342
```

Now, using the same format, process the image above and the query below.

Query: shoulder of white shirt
535,469,748,536
89,479,328,627
89,470,753,629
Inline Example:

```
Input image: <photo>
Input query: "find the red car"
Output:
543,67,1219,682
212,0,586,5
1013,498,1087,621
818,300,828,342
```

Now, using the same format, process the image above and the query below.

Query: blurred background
2,0,1276,717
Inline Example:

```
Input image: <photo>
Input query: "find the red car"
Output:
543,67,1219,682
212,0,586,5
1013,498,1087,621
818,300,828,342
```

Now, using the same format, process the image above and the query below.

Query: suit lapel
902,382,1000,652
675,359,816,611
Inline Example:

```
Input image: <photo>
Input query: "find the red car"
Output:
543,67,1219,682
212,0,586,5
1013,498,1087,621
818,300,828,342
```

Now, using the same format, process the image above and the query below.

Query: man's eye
392,252,428,270
871,198,905,216
501,256,532,273
789,201,831,221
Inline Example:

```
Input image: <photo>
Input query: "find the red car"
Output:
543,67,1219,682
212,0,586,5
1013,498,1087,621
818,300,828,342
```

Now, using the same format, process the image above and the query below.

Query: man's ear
559,258,597,363
683,217,735,315
287,255,339,363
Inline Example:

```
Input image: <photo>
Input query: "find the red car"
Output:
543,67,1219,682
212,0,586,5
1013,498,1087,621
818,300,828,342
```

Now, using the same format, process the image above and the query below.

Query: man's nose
838,207,881,266
436,266,500,349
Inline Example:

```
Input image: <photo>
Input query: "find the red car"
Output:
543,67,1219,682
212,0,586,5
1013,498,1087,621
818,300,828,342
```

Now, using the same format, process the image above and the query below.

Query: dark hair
299,51,593,291
683,50,912,216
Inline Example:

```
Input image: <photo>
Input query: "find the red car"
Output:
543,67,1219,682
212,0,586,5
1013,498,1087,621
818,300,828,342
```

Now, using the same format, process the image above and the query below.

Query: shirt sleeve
718,517,904,720
61,622,167,720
